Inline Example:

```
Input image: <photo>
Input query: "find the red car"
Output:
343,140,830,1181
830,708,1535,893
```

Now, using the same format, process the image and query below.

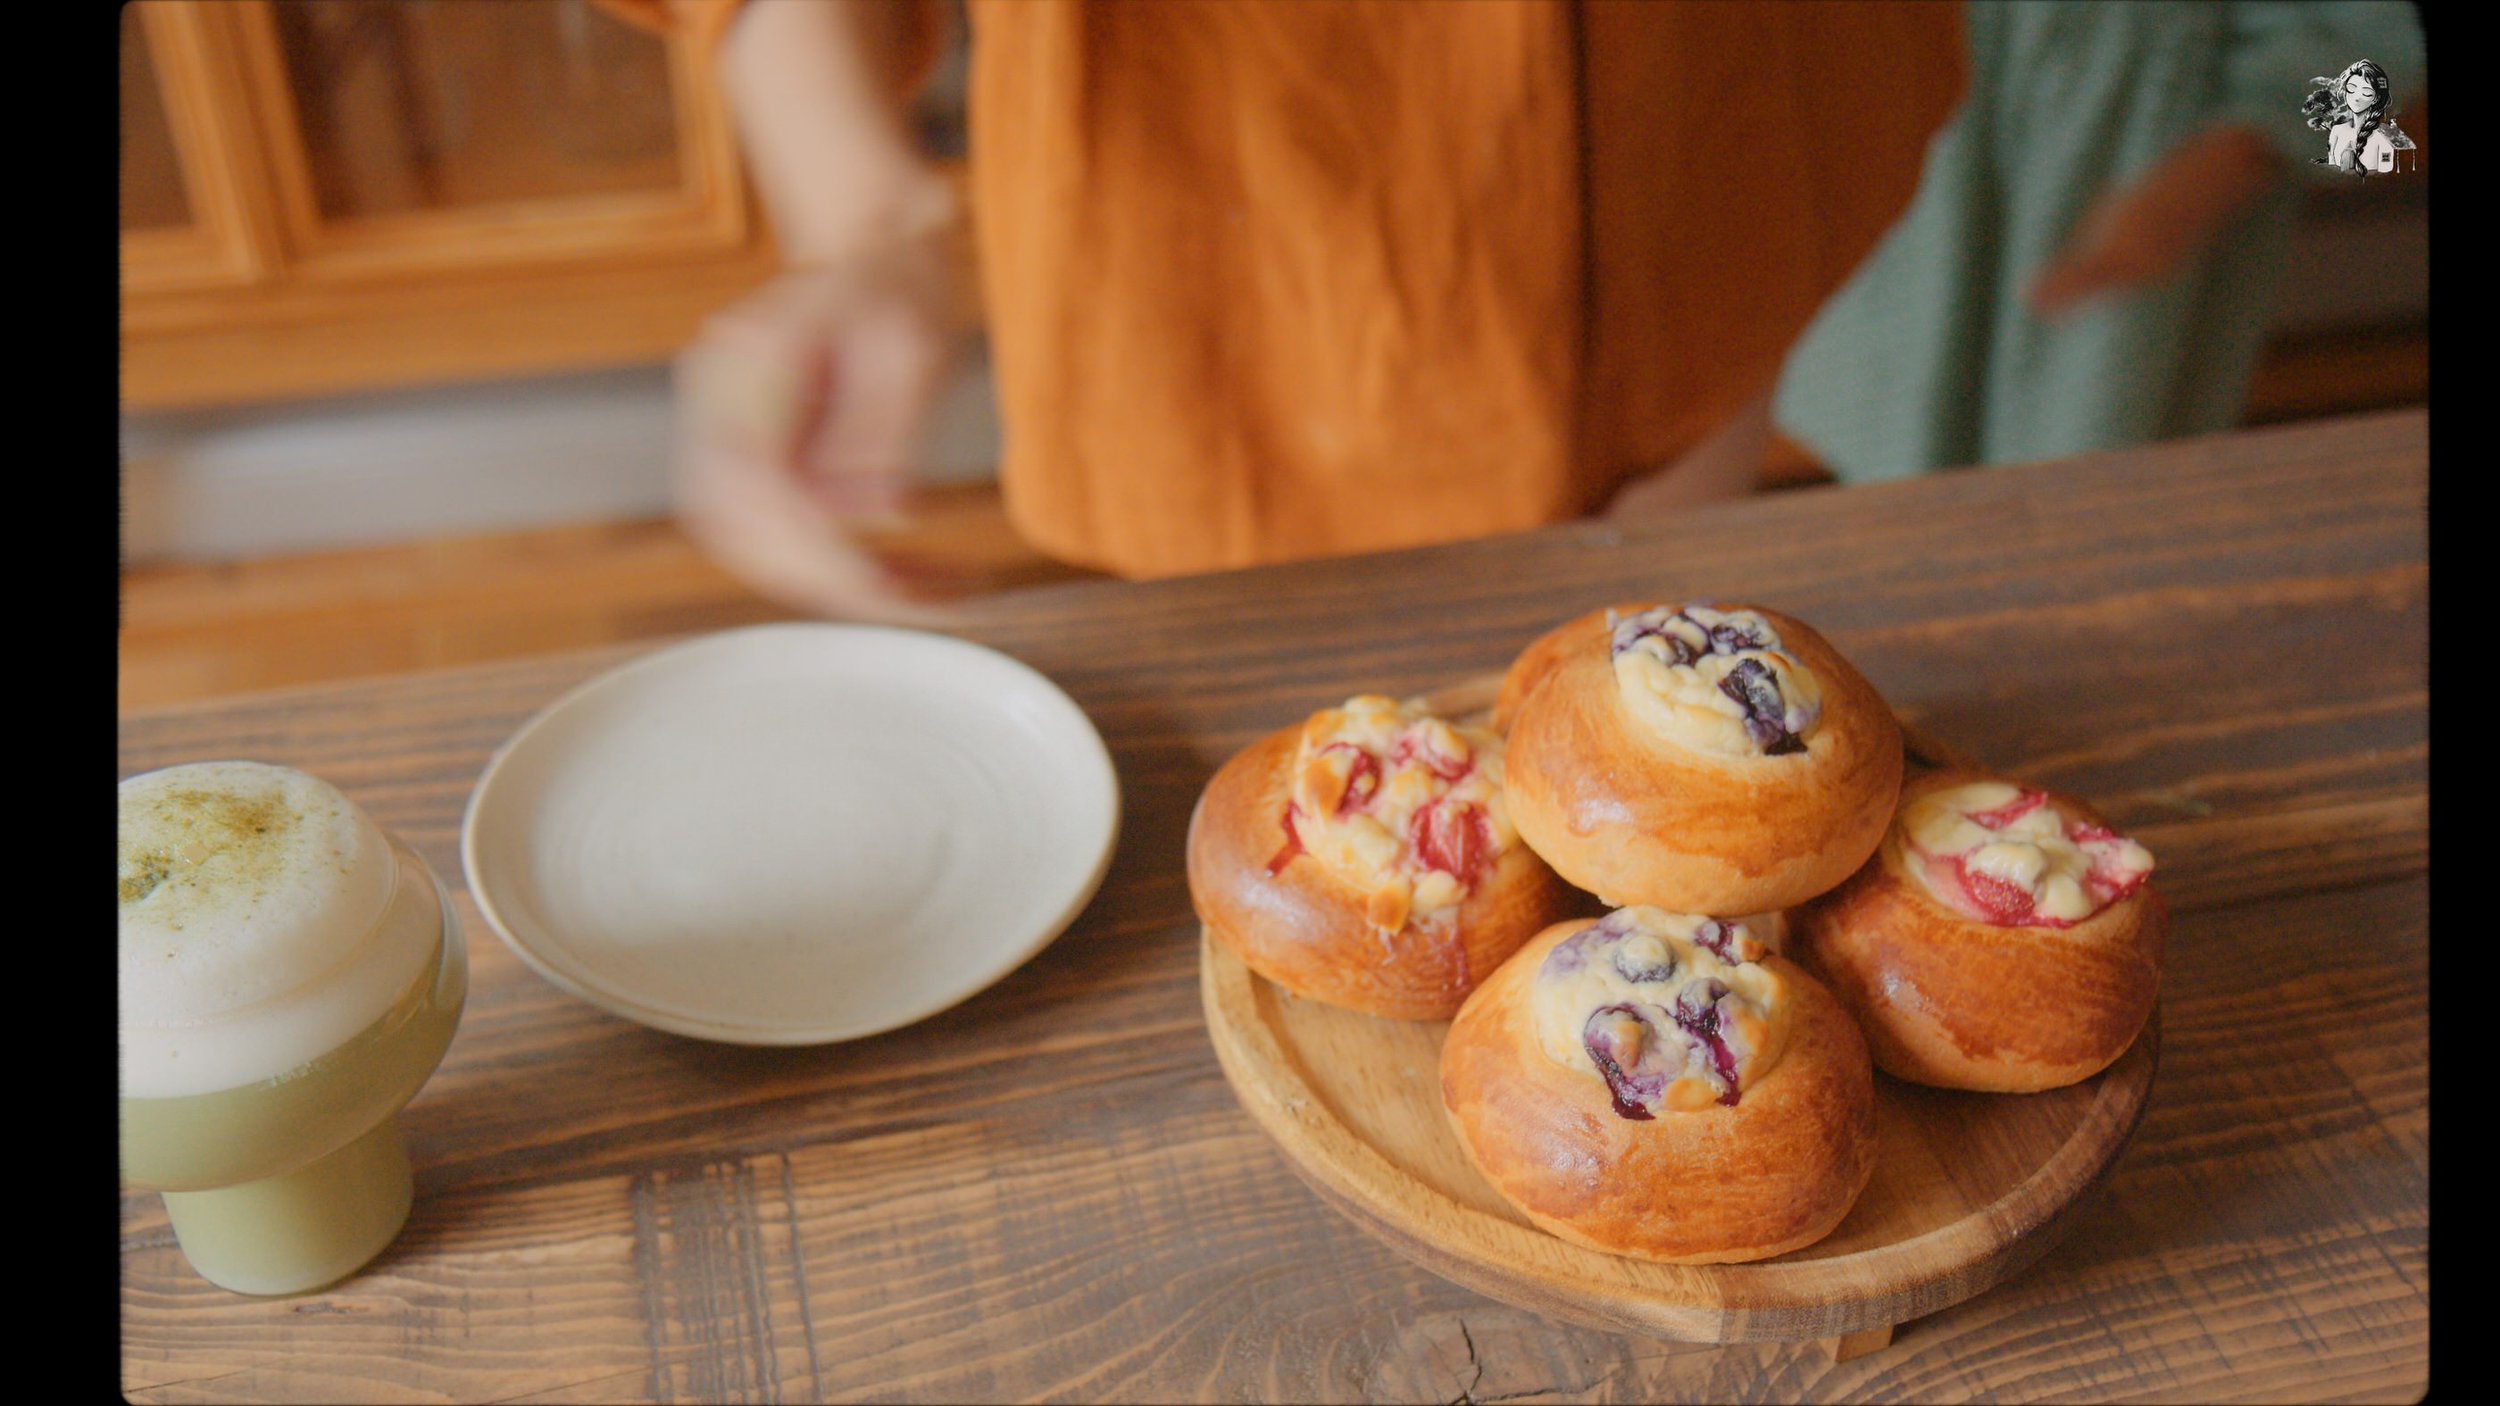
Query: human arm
674,0,966,617
2027,2,2423,319
2025,123,2283,320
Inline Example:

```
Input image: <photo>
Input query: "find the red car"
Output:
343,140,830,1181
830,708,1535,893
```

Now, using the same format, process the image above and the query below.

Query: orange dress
613,0,1964,578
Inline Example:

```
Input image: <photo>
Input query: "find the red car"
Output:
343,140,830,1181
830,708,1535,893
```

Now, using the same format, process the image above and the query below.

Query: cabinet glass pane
121,12,193,233
272,0,682,221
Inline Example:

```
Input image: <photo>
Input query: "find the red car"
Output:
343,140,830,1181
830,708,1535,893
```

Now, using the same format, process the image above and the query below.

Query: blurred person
1771,2,2423,486
604,0,1965,616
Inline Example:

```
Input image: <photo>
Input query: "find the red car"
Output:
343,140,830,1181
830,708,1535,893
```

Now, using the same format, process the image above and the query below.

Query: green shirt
1773,1,2424,483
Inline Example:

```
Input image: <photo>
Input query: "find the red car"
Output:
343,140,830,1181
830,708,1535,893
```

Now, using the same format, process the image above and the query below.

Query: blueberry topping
1611,940,1677,984
1669,981,1743,1106
1676,978,1730,1017
1614,607,1788,672
1583,1003,1671,1120
1545,918,1765,1115
1610,616,1696,665
1705,617,1774,653
1719,659,1807,755
1538,924,1608,980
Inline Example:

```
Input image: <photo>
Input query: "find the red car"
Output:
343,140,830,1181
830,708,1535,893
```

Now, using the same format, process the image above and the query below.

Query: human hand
2027,125,2282,321
1604,388,1773,518
673,227,967,621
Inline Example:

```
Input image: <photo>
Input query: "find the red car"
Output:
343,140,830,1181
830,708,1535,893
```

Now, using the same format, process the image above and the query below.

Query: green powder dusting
118,786,299,908
118,852,172,904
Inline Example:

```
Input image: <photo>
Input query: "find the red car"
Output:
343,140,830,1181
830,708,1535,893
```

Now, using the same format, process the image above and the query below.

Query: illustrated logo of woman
2303,61,2415,175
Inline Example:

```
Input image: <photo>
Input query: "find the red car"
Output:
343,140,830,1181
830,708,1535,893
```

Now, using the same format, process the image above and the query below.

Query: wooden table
119,410,2428,1403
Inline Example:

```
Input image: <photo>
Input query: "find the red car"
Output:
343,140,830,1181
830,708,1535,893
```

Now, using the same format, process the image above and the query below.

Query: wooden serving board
1197,671,2159,1350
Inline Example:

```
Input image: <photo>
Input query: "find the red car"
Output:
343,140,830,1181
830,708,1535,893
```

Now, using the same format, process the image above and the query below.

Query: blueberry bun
1441,907,1877,1263
1499,604,1902,915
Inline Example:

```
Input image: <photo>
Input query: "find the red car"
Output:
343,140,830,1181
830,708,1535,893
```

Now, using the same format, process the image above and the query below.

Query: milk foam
119,763,442,1099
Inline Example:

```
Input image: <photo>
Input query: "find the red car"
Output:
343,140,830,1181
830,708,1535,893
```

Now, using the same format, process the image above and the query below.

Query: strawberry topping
1321,743,1382,814
1924,846,2144,928
1412,802,1494,885
1909,784,2155,928
2082,844,2151,906
1967,789,2049,830
1265,804,1304,875
1954,862,2040,925
1389,732,1472,783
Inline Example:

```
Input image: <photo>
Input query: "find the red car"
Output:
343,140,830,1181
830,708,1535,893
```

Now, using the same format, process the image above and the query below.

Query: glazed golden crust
1441,920,1877,1263
1499,606,1903,915
1490,610,1588,734
1188,726,1571,1020
1793,769,2166,1093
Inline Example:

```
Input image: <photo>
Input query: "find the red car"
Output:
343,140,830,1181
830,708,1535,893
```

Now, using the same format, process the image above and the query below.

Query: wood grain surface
118,411,2429,1403
115,489,1096,712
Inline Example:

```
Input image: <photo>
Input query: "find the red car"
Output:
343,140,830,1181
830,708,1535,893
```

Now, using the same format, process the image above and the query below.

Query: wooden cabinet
120,0,782,411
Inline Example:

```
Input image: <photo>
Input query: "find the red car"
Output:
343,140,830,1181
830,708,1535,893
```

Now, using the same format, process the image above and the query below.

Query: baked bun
1441,908,1876,1263
1188,696,1571,1019
1794,769,2164,1092
1500,604,1902,914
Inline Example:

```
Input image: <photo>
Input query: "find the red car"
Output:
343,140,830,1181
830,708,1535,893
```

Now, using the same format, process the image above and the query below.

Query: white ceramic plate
461,624,1119,1044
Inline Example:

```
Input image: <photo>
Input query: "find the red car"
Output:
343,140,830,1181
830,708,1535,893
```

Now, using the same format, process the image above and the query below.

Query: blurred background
119,0,2425,711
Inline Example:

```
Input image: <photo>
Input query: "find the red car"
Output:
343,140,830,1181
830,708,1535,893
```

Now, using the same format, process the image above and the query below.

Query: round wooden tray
1201,936,2157,1346
1197,672,2160,1346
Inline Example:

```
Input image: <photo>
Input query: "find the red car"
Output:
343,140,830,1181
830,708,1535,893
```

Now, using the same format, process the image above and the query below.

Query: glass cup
119,762,467,1296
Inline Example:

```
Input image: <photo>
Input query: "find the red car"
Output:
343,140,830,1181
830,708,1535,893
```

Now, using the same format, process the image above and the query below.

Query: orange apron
615,0,1964,577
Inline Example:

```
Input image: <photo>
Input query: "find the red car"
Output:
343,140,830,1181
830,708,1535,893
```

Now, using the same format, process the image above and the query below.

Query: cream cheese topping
1608,605,1823,758
1277,695,1513,932
1530,907,1793,1116
1902,781,2154,927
